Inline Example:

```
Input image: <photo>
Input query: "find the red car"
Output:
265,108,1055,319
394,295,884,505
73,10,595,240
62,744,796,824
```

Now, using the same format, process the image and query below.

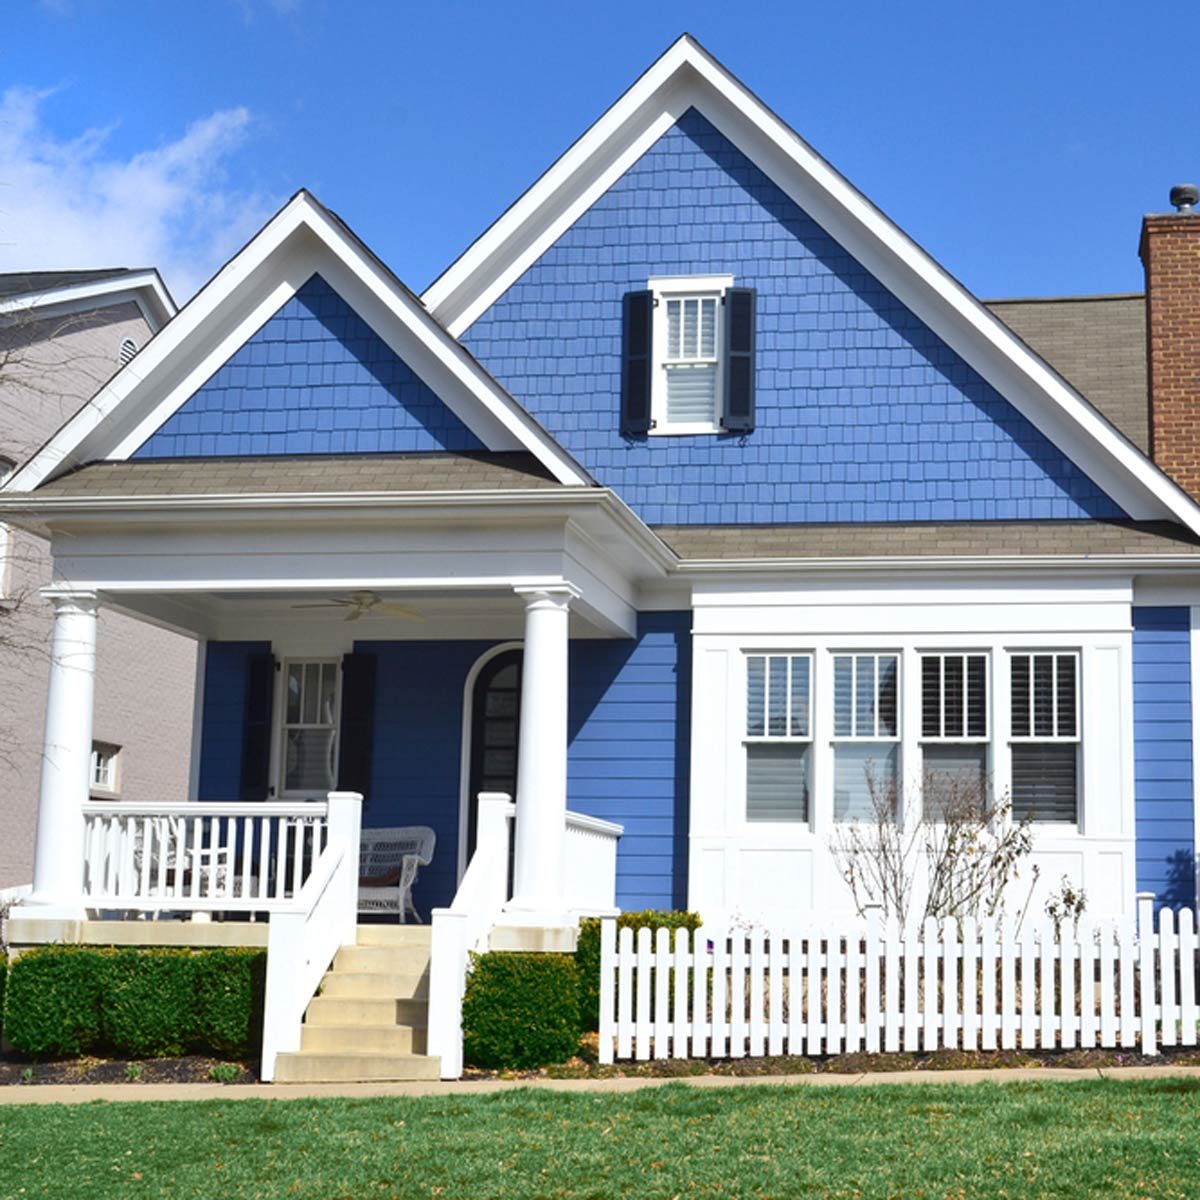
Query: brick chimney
1141,184,1200,498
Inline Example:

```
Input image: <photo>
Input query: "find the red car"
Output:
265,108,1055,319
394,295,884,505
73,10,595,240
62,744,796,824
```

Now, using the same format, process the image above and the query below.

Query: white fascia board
675,555,1200,578
0,270,176,329
6,194,590,492
422,35,1200,535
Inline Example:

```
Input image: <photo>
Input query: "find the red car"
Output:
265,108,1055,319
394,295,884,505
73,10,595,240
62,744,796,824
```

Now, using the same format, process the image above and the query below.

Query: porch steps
273,925,439,1084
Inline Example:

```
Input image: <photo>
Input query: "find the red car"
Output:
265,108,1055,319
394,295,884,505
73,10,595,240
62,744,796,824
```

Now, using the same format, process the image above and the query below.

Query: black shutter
337,652,377,800
722,287,756,432
621,290,653,435
239,652,275,802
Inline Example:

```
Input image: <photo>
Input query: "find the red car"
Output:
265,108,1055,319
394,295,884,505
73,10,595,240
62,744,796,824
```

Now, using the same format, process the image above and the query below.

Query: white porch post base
17,591,100,920
504,584,578,927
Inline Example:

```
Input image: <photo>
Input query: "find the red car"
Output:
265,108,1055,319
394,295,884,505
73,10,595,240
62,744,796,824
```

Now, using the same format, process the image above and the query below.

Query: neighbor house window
832,653,900,820
90,742,120,793
1009,652,1080,824
920,653,989,820
280,660,340,795
745,653,812,822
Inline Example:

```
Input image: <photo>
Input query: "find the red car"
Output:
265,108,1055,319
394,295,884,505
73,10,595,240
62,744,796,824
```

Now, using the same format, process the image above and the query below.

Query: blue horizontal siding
463,107,1123,525
135,274,484,458
196,641,270,802
1132,607,1195,909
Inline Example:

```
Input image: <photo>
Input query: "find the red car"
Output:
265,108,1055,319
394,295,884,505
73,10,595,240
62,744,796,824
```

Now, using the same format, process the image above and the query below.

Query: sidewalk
1,1064,1198,1105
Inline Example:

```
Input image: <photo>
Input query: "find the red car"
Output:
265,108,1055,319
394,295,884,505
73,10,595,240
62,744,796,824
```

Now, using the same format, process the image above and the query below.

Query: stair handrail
260,791,363,1081
428,792,514,1079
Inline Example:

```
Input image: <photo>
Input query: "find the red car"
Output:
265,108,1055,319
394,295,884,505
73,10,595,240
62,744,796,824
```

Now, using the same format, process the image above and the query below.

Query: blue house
5,37,1199,1079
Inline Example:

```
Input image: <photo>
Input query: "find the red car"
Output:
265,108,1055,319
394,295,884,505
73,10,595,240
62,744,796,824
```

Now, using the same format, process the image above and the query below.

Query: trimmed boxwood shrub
576,910,701,1032
462,951,582,1069
3,946,266,1059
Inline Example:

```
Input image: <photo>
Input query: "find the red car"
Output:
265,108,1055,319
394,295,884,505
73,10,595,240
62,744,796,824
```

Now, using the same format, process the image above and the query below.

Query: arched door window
466,649,522,860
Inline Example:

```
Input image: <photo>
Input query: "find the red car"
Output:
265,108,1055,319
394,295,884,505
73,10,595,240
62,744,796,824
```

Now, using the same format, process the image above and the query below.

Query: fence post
325,792,363,945
428,908,469,1079
598,917,616,1064
1137,892,1158,1056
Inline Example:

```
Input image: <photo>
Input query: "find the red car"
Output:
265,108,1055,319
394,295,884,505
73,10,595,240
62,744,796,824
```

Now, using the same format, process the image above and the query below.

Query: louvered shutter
722,287,756,432
337,652,377,800
621,290,653,435
239,652,276,801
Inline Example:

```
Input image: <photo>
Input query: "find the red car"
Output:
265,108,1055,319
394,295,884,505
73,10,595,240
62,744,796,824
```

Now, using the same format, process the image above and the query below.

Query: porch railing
82,801,330,914
564,810,623,916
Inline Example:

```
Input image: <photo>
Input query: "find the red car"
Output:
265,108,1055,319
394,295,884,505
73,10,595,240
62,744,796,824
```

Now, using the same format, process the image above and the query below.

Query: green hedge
4,946,265,1059
462,952,582,1070
576,910,701,1032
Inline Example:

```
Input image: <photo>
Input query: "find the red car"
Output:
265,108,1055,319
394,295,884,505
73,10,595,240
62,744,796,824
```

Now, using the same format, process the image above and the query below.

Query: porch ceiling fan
291,590,425,622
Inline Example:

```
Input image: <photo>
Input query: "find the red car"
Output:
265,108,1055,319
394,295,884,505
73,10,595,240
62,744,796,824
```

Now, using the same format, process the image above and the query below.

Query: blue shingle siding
134,274,485,459
1132,607,1195,908
463,109,1124,525
197,640,271,801
568,613,691,911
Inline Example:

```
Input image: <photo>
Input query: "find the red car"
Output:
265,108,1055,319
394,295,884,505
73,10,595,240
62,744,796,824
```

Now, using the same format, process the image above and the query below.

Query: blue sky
5,1,1197,302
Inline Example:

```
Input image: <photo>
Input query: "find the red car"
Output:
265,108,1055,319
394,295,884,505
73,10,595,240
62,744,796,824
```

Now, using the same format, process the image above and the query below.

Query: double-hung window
90,742,120,794
1009,652,1080,824
920,653,989,819
650,275,731,433
832,653,900,820
745,653,812,822
280,660,340,796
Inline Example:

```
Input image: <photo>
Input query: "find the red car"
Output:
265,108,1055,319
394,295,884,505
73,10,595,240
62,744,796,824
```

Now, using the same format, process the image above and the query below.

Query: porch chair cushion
358,826,436,923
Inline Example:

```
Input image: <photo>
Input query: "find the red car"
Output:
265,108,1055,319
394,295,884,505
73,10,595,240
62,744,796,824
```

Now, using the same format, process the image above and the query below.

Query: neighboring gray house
0,269,198,889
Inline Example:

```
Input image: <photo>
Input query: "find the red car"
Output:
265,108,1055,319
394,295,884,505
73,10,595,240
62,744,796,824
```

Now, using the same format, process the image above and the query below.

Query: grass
1,1078,1198,1198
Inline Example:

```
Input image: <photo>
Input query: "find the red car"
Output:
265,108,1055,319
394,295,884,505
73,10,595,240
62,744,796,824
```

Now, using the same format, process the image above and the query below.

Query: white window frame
743,651,814,826
919,651,992,822
831,651,902,822
1008,649,1082,826
90,741,120,795
648,274,733,435
277,657,342,800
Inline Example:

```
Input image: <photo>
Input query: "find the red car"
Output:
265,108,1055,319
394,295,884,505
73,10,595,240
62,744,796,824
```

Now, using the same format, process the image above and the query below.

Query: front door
466,649,522,860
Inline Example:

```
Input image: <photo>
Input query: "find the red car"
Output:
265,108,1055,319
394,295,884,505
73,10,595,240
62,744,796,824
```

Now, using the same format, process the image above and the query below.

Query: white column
507,584,578,922
23,591,99,917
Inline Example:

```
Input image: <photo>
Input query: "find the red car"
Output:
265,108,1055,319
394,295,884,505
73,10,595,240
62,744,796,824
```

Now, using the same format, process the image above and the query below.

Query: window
280,660,340,795
1009,652,1079,824
745,653,812,822
90,742,120,793
118,337,138,365
920,653,989,820
832,653,900,820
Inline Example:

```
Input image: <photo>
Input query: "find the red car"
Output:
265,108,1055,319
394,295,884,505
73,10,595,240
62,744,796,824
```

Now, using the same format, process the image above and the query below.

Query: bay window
832,653,899,820
920,653,989,820
1009,651,1080,824
745,653,811,822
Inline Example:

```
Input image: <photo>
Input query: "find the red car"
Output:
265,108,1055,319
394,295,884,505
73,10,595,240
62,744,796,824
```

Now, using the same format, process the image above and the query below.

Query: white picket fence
598,896,1199,1063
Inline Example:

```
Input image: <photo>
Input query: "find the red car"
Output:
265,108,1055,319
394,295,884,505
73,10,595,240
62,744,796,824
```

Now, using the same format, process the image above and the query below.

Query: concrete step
306,995,427,1027
319,970,428,1000
300,1023,427,1055
334,944,430,974
356,925,433,947
274,1051,441,1083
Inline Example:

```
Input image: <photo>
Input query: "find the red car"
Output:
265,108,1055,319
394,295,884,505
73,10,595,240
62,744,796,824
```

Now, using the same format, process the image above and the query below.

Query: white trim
1191,605,1200,905
5,193,591,493
0,270,176,330
457,640,523,881
422,35,1200,535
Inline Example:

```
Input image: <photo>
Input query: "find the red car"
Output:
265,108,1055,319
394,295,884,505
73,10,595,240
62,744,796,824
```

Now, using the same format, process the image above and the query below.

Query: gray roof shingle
32,452,564,497
985,294,1148,451
654,520,1200,560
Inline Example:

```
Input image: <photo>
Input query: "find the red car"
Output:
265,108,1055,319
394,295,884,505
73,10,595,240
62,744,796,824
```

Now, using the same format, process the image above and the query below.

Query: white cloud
0,87,275,300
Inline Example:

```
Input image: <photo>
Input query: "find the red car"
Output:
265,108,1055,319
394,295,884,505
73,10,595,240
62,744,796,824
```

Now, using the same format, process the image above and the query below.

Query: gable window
90,742,121,794
745,653,811,822
621,276,755,436
920,653,989,820
832,653,900,820
1009,652,1079,824
280,659,340,796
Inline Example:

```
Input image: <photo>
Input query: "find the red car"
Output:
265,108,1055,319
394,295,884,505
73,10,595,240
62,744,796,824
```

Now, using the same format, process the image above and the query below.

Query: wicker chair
358,826,436,923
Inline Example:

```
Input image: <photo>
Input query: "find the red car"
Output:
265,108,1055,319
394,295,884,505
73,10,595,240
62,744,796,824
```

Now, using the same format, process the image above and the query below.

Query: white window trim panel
648,274,733,436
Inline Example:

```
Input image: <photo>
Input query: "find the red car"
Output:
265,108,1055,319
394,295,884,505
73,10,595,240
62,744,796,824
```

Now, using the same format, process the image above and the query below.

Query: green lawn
2,1078,1198,1199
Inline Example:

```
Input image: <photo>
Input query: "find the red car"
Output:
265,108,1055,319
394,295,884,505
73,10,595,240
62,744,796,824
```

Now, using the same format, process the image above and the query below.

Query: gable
134,274,485,459
461,109,1125,525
